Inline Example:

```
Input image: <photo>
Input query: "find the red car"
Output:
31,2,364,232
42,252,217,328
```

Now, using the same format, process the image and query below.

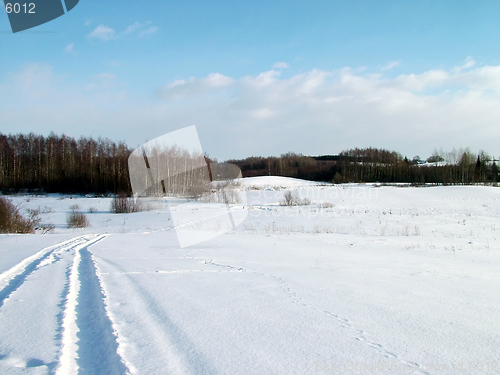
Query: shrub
67,210,90,228
88,207,98,213
25,208,53,233
318,202,335,208
0,198,52,233
110,194,142,214
67,203,90,228
280,191,311,206
199,180,243,204
38,222,55,233
0,197,36,233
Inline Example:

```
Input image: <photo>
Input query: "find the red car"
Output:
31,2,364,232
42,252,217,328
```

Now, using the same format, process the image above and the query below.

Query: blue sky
1,0,500,160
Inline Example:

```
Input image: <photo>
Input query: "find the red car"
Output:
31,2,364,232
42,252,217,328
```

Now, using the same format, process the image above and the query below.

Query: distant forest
227,148,500,185
0,133,131,194
1,132,499,194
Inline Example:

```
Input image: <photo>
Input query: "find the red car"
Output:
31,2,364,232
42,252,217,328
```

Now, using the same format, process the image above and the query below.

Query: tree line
1,132,498,195
228,147,500,185
0,133,132,194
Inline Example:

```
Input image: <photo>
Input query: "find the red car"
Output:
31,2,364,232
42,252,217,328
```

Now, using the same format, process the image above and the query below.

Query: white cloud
243,69,281,87
140,26,159,37
65,42,74,53
153,62,500,158
457,66,500,91
89,25,116,41
88,21,158,41
124,21,156,36
290,69,330,95
455,56,476,72
204,73,233,87
273,62,289,69
124,21,145,34
381,60,401,71
3,60,500,161
394,70,450,91
157,73,234,99
166,79,188,89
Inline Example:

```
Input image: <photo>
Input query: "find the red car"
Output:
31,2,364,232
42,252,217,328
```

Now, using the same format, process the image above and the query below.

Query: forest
0,132,498,195
0,133,131,194
228,148,500,185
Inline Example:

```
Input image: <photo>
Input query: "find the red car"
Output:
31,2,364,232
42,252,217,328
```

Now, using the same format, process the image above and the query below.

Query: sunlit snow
1,177,499,374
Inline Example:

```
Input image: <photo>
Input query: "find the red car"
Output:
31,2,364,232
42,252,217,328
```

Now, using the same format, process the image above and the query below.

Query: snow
1,178,499,374
239,175,323,189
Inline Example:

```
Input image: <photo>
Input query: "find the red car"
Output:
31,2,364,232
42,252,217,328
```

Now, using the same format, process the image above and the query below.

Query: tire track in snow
56,235,130,375
0,236,89,310
203,258,431,375
76,243,130,374
56,241,82,375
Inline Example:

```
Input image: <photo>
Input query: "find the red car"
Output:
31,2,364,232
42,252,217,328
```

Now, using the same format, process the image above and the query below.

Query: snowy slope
0,179,499,374
239,175,324,189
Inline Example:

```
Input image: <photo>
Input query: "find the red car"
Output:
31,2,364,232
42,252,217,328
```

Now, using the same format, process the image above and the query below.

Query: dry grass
318,202,335,208
67,205,90,228
379,224,421,236
280,191,311,206
67,211,90,228
213,181,242,204
110,195,142,214
0,197,53,233
199,181,242,204
0,197,36,233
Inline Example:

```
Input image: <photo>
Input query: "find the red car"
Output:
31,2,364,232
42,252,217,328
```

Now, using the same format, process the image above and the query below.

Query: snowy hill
239,175,325,190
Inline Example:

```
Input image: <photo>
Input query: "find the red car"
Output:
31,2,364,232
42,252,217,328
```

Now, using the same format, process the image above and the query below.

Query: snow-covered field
1,177,499,374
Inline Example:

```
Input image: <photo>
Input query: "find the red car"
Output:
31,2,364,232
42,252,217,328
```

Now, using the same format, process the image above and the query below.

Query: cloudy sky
1,0,500,160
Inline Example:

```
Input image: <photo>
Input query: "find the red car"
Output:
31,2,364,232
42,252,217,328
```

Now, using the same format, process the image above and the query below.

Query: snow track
57,235,129,375
0,234,129,375
0,236,88,310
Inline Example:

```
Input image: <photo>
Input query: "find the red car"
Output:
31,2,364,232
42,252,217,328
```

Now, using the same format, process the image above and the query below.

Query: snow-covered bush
199,180,242,204
280,191,311,206
215,181,241,204
318,202,335,208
